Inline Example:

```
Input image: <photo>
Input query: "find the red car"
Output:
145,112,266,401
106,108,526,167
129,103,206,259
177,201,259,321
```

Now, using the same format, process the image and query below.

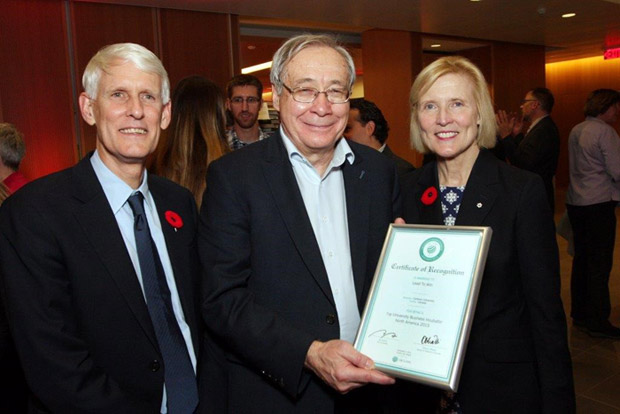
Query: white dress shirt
281,130,360,343
90,151,196,413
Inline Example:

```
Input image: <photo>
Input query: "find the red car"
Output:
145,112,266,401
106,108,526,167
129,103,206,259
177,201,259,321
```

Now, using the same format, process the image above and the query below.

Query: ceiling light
562,13,576,18
241,61,272,74
431,44,441,48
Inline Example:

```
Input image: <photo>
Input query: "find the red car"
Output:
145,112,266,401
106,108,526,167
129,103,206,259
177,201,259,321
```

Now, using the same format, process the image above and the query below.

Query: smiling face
79,59,170,175
272,46,350,162
417,73,480,162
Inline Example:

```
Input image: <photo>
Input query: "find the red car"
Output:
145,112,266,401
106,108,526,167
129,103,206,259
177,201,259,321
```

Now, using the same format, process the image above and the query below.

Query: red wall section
0,0,77,180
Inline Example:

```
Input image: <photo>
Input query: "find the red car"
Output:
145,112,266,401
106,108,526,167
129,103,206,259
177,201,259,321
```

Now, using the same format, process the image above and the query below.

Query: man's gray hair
270,34,356,94
82,43,170,104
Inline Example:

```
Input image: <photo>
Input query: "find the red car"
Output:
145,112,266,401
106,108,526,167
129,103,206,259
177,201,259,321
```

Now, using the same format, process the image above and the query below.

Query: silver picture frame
354,224,492,391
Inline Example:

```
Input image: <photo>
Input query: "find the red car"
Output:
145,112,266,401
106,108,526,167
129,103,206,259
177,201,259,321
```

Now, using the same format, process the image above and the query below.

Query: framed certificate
354,224,492,391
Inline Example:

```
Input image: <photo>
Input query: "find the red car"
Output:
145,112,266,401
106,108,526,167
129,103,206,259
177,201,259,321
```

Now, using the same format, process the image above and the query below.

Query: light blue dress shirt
90,151,196,413
280,130,360,343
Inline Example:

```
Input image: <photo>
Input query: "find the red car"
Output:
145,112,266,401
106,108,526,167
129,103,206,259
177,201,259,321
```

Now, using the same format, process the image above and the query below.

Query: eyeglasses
230,96,261,105
282,83,351,104
520,99,538,105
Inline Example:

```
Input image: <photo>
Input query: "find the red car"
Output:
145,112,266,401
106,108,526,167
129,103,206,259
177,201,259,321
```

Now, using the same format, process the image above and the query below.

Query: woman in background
152,75,229,206
400,56,574,413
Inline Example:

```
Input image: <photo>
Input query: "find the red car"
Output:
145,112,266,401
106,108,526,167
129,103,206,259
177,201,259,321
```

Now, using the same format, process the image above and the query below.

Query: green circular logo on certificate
419,237,444,262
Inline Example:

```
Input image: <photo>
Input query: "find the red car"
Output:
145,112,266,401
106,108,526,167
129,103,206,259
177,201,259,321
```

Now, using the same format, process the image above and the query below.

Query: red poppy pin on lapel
421,186,438,205
165,211,183,232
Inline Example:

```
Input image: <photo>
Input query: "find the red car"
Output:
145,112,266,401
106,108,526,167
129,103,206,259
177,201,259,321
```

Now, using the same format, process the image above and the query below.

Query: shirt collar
90,150,150,215
279,126,355,170
527,114,548,134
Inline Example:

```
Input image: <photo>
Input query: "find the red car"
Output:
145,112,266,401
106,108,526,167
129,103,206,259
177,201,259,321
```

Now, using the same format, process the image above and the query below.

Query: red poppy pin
421,186,438,205
165,211,183,232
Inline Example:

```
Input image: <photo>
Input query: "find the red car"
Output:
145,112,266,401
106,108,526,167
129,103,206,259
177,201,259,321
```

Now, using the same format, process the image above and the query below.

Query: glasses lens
232,97,260,105
289,87,350,104
292,88,318,103
326,89,349,104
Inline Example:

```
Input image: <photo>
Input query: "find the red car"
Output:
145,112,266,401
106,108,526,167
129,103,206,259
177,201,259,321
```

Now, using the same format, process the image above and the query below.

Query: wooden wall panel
492,42,545,114
159,9,237,92
362,29,423,167
71,2,158,155
0,0,76,180
461,46,492,84
546,56,620,188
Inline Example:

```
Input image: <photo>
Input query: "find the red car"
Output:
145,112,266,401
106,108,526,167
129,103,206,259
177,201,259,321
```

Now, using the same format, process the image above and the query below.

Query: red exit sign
604,47,620,60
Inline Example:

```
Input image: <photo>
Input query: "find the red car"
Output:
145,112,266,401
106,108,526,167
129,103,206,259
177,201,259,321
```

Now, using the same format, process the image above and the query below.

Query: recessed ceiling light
562,12,576,18
470,0,481,2
431,44,441,48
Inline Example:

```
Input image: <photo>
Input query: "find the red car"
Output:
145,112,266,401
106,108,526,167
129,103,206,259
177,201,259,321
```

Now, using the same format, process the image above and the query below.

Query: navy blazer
382,144,415,178
0,155,202,413
401,149,575,413
199,132,401,413
502,116,560,210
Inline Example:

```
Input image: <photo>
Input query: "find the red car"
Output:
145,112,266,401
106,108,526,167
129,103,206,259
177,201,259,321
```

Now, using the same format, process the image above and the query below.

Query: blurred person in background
0,122,29,193
344,98,415,177
566,89,620,339
152,75,230,207
496,87,560,211
225,74,270,150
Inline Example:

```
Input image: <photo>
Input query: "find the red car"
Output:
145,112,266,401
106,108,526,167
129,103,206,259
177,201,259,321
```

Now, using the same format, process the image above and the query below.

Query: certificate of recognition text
354,224,491,391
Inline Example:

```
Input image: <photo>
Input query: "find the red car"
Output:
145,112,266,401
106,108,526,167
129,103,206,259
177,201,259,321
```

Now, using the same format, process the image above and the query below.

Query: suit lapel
410,151,498,226
70,156,158,348
261,134,336,307
342,152,370,303
455,150,499,226
413,162,443,225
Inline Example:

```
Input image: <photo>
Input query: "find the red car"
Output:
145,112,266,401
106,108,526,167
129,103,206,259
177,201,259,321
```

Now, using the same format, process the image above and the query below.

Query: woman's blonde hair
409,56,497,154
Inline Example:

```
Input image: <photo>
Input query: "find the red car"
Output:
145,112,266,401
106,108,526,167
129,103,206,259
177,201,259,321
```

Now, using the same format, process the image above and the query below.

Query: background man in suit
0,43,202,413
496,87,560,211
344,98,415,177
200,34,399,412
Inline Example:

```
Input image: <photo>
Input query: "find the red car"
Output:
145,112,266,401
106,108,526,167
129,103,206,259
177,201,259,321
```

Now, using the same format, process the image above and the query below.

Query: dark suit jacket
0,155,202,413
502,116,560,211
199,133,401,413
382,144,415,178
401,149,575,413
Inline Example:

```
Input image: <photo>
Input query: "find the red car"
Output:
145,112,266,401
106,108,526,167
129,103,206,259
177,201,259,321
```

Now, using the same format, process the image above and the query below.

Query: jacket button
326,314,336,325
150,360,160,372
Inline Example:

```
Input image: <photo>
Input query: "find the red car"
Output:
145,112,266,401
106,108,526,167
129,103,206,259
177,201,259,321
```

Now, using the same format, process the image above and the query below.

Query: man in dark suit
344,98,415,177
0,43,202,413
199,34,399,413
496,87,560,211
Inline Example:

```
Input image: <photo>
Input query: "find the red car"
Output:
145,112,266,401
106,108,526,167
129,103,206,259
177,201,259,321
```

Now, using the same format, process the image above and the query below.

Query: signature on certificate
369,329,398,339
421,335,440,345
